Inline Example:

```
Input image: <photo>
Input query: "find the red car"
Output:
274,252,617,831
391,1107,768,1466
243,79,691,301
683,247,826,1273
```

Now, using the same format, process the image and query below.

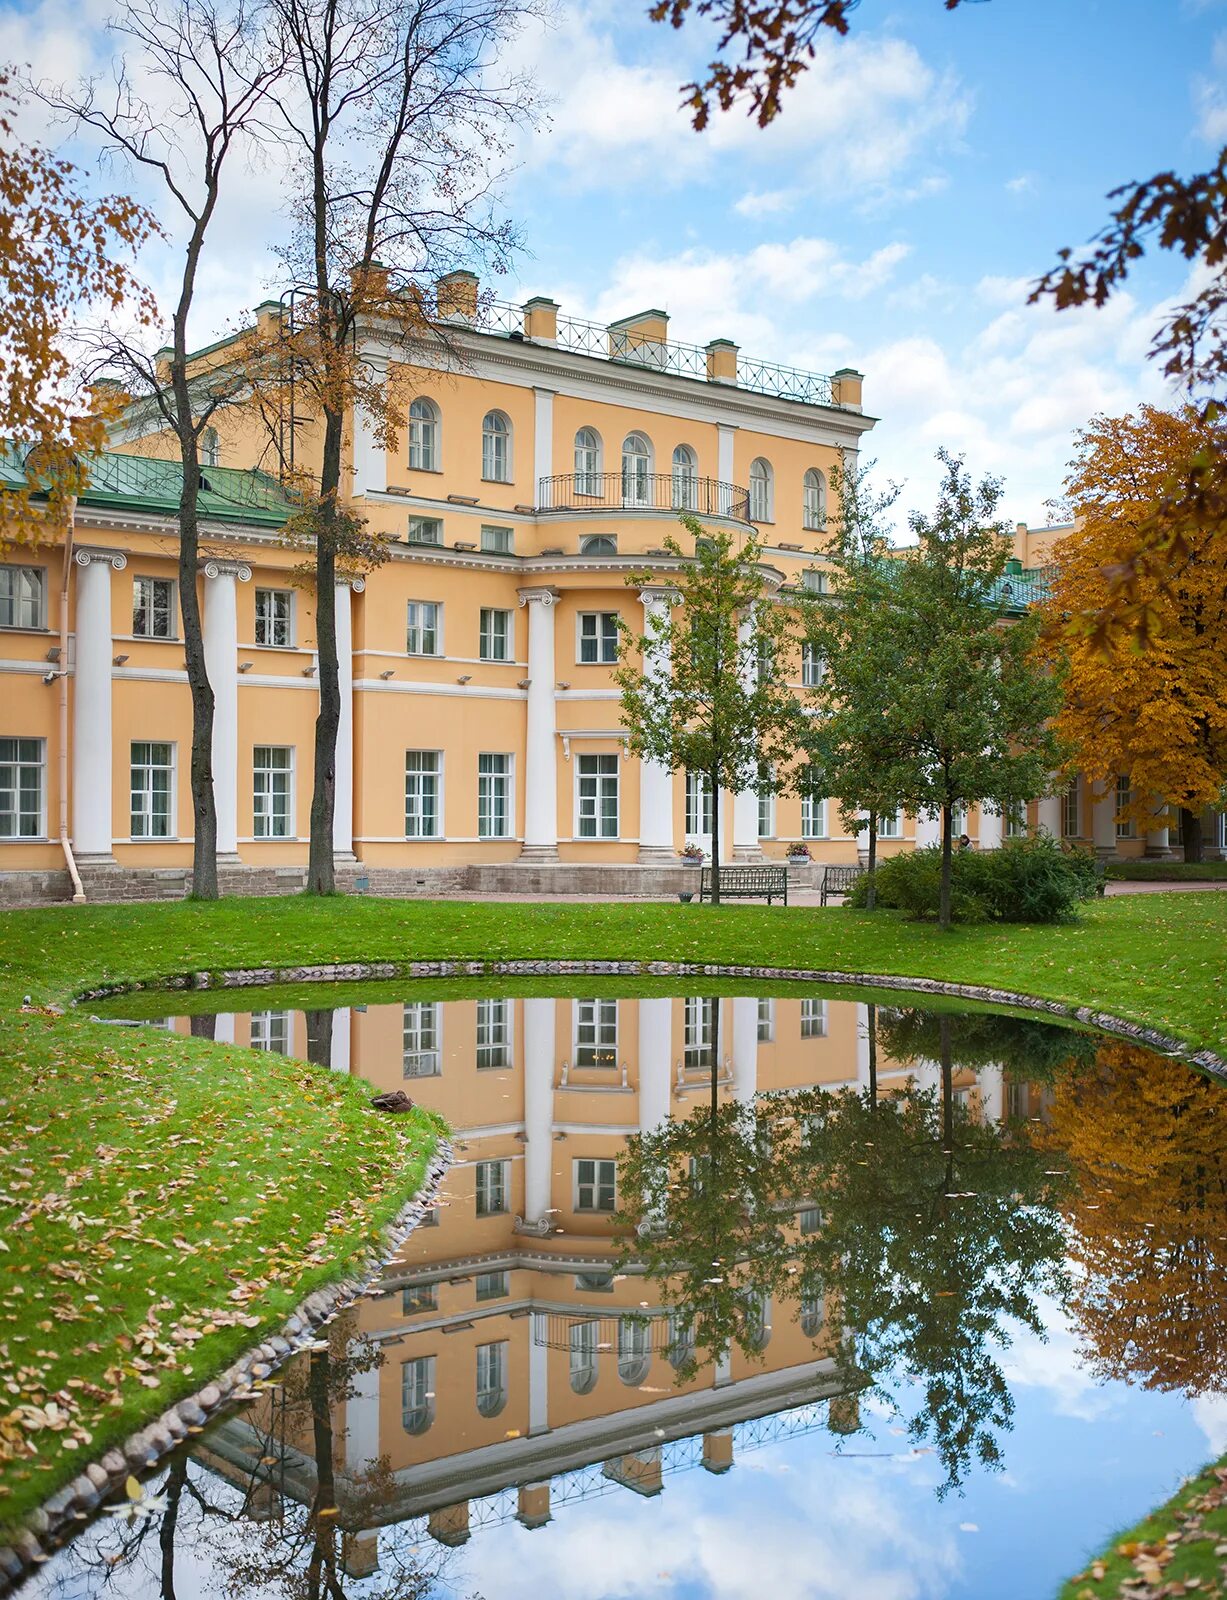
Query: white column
978,805,1002,851
638,998,672,1134
71,549,125,859
528,1313,550,1436
856,1004,872,1091
1091,779,1117,858
1145,800,1174,858
344,1347,381,1472
732,616,763,861
638,587,676,863
977,1063,1004,1127
533,388,554,505
520,997,555,1233
352,358,387,497
333,579,361,860
518,588,559,861
203,560,250,861
914,810,941,848
1037,792,1062,838
214,1013,236,1044
330,1007,351,1074
731,997,759,1106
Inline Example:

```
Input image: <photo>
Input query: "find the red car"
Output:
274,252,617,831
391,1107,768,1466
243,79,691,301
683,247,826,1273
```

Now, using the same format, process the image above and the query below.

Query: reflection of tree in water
874,1003,1097,1083
1044,1039,1227,1397
618,1003,1073,1496
50,1315,457,1600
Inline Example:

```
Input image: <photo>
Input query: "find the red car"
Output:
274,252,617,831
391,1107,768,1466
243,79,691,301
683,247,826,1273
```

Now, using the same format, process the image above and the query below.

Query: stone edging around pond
0,1137,455,1596
77,955,1227,1080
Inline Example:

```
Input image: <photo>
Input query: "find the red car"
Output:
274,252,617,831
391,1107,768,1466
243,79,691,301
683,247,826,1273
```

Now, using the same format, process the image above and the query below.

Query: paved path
398,879,1227,904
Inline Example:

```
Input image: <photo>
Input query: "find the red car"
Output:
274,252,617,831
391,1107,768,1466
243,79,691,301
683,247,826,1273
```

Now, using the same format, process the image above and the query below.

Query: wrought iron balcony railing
536,471,752,524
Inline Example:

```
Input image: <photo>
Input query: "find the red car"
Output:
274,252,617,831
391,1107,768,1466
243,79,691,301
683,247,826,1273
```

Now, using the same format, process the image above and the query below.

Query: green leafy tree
616,517,803,903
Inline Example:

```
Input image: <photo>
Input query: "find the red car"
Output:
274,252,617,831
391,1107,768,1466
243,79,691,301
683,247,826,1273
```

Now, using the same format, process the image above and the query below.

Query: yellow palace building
0,274,1215,900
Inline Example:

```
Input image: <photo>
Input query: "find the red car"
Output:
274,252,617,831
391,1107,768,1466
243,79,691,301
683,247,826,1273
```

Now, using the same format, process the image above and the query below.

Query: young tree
890,450,1067,928
1042,405,1227,861
38,1,284,899
615,517,804,904
260,0,538,894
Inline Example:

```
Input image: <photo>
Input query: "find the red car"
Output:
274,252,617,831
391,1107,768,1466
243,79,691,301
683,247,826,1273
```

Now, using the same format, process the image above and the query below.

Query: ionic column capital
75,548,127,571
518,586,560,608
202,559,252,583
638,585,679,609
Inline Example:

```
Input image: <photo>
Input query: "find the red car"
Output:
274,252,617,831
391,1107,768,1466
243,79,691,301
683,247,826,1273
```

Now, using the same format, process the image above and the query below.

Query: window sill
480,476,513,486
0,625,52,636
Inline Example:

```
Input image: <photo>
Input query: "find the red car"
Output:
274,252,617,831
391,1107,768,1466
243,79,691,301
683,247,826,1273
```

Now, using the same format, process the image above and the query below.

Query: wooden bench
699,865,788,904
820,863,867,906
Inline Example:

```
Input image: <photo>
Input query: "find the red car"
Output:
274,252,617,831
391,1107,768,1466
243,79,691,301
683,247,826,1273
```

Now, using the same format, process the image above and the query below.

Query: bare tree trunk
939,801,953,930
709,767,721,906
865,809,878,910
307,410,345,896
305,1008,333,1068
866,1002,878,1103
173,379,217,900
1181,806,1204,864
158,1453,188,1600
190,1011,217,1040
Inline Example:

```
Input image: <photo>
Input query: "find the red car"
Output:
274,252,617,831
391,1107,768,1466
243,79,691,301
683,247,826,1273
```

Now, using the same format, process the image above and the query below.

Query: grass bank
1061,1456,1227,1596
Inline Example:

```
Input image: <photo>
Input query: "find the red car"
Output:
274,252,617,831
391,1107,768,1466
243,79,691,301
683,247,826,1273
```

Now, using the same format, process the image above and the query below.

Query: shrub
848,835,1098,924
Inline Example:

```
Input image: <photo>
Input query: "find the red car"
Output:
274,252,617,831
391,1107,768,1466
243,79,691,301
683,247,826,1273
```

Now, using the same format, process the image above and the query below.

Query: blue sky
4,0,1224,522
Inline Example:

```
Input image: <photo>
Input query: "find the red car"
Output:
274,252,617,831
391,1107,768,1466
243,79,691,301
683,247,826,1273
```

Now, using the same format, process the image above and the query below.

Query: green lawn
1061,1458,1227,1597
1107,860,1227,881
1,889,1225,1537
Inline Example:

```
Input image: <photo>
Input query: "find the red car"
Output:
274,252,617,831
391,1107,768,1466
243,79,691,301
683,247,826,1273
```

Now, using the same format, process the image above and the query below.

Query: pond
18,985,1227,1599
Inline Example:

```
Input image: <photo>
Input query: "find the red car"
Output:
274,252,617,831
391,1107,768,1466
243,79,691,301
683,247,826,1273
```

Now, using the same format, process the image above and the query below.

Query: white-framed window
1062,778,1081,838
617,1317,651,1385
403,1000,441,1077
250,1010,291,1053
621,431,652,506
757,770,775,840
749,457,773,523
878,809,903,840
481,524,514,554
132,575,175,638
406,600,441,655
1115,776,1135,838
575,1157,616,1212
479,607,512,662
803,467,827,531
0,737,45,838
408,516,443,545
253,746,293,838
478,753,512,838
408,396,440,471
254,587,292,647
798,1205,822,1235
405,750,442,838
576,1270,614,1293
574,427,602,496
666,1313,695,1371
580,534,617,556
1217,811,1227,852
801,767,827,838
800,1289,825,1338
481,410,511,482
569,1320,599,1394
685,770,712,838
130,741,174,838
476,998,512,1069
1005,802,1028,839
801,642,825,687
672,443,698,509
578,611,619,664
476,1339,508,1417
684,996,715,1069
402,1282,437,1313
801,568,829,594
574,998,617,1067
475,1158,508,1216
401,1355,435,1434
476,1270,509,1300
951,806,967,838
0,565,46,629
741,1292,771,1352
756,998,774,1042
800,998,827,1039
577,753,619,839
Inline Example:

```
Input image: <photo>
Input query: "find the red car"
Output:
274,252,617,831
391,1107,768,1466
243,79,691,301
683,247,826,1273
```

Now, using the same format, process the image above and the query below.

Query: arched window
569,1321,598,1394
741,1292,771,1352
617,1317,651,1386
666,1313,694,1372
482,410,511,482
200,427,220,467
671,444,698,510
574,428,602,496
408,397,440,472
401,1355,435,1435
800,1288,825,1339
580,534,617,556
621,432,652,507
476,1340,508,1418
749,458,773,523
803,468,827,531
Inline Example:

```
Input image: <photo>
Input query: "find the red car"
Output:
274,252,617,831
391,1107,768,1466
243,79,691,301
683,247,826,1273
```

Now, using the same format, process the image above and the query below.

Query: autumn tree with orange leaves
1042,405,1227,861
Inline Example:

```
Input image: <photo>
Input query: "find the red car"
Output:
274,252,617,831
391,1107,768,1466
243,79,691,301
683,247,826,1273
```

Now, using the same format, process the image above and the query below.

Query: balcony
536,472,752,524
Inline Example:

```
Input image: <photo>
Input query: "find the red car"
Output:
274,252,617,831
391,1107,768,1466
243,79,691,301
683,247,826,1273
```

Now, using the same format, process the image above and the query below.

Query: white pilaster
528,1313,550,1435
638,588,676,863
71,549,125,858
1037,792,1062,837
519,589,559,860
214,1013,236,1044
914,810,941,848
856,1005,872,1091
717,424,736,515
731,997,759,1106
203,560,251,861
977,1063,1004,1127
344,1346,382,1472
334,579,362,860
520,997,555,1233
638,998,672,1134
352,359,387,496
732,616,763,861
1091,779,1117,858
533,388,555,505
330,1007,351,1073
978,805,1003,851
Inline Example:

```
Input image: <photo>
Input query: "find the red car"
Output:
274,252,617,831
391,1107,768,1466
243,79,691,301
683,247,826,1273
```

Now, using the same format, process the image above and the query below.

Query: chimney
701,1430,734,1474
436,270,479,322
830,367,864,410
350,261,391,303
516,1482,552,1528
523,296,559,344
154,346,174,386
427,1502,471,1546
705,338,738,385
608,309,669,365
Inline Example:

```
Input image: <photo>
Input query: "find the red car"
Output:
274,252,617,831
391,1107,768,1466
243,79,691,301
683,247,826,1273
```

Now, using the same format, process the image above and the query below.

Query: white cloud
1193,31,1227,141
1005,174,1035,195
734,188,798,219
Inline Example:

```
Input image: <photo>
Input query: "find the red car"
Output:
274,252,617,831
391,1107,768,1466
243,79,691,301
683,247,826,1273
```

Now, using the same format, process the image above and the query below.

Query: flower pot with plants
680,842,705,866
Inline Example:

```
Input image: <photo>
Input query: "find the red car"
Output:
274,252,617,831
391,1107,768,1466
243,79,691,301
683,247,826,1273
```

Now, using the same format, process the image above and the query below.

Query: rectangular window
756,998,774,1041
575,1157,616,1213
684,996,715,1069
0,565,46,629
878,810,903,840
402,1283,438,1313
1062,778,1081,839
132,576,175,638
578,612,619,664
801,642,825,687
130,741,174,838
253,746,293,838
757,763,775,839
801,569,828,594
476,998,512,1069
476,1270,510,1301
406,600,441,655
575,998,617,1067
1005,803,1028,839
250,1011,291,1053
476,1159,509,1217
577,753,619,838
403,1000,441,1077
408,516,443,545
685,770,712,838
1115,775,1135,839
0,737,44,838
800,998,827,1039
798,1205,822,1235
401,1355,434,1433
479,608,511,662
254,587,292,647
801,767,827,839
478,753,512,838
405,751,442,838
480,524,514,554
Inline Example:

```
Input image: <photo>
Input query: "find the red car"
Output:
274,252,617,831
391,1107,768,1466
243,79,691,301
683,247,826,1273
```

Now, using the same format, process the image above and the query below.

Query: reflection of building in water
180,994,1017,1573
